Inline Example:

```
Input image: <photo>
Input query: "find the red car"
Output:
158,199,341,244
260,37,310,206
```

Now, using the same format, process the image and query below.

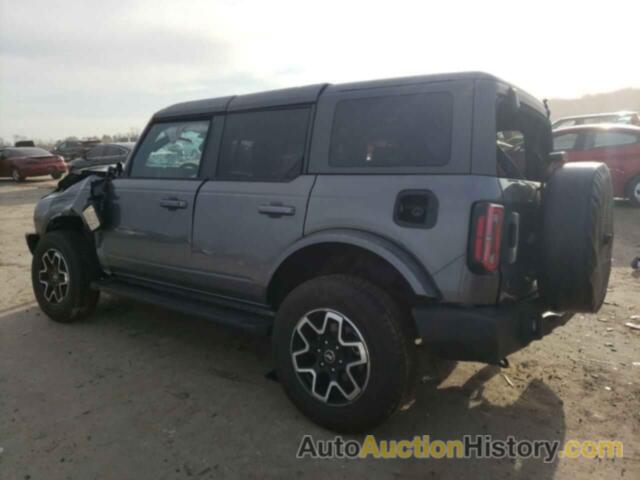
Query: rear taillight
469,202,505,273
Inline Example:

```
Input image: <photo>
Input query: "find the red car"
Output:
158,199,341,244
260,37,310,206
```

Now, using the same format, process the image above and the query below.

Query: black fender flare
267,229,441,299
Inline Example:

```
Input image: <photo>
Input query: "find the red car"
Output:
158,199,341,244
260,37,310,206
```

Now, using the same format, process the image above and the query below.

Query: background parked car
0,147,67,182
553,124,640,206
14,140,35,147
552,111,640,129
52,139,101,161
68,142,134,171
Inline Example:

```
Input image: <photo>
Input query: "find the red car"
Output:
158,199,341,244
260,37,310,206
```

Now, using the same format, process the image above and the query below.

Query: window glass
497,130,526,178
217,108,310,181
104,146,119,156
554,119,576,129
329,92,453,168
87,146,104,158
592,131,638,148
130,120,210,179
553,133,579,151
7,147,50,157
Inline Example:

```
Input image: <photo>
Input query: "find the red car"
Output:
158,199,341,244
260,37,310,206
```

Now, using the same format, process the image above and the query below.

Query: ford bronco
27,72,614,432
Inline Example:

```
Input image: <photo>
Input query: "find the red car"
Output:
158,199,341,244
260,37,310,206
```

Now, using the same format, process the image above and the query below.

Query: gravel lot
1,178,639,479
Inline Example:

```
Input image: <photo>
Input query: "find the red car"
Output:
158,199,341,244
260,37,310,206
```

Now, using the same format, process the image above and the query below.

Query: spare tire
539,162,614,313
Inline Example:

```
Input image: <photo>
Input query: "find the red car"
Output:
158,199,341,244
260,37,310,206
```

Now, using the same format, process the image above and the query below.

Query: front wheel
12,168,25,182
273,275,416,433
31,230,100,323
627,176,640,208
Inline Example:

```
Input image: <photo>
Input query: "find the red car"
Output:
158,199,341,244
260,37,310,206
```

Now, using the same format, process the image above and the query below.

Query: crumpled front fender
33,175,98,236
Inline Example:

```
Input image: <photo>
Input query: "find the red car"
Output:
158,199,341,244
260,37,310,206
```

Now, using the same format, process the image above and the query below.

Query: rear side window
87,146,104,158
592,131,638,148
553,133,579,151
329,92,453,168
217,108,310,181
105,145,123,156
6,147,50,157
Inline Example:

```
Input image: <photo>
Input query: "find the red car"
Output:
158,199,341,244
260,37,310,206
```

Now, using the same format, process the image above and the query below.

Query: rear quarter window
329,92,453,168
592,131,639,148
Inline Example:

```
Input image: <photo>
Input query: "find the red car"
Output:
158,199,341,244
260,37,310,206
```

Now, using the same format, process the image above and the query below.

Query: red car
0,147,67,182
553,124,640,207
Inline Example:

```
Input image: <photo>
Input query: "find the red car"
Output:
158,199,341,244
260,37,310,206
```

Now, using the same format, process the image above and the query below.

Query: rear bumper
412,301,573,365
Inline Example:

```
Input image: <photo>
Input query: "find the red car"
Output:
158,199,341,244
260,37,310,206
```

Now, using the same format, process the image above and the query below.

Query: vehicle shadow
2,297,565,479
86,296,565,478
369,365,566,479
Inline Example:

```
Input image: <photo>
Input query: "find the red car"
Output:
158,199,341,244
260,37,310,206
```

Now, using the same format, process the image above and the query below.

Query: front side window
130,120,210,179
329,92,453,168
553,132,579,151
591,131,638,148
217,108,310,181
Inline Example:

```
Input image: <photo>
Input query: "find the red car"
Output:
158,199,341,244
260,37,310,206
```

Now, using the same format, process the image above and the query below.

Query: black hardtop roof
153,71,516,120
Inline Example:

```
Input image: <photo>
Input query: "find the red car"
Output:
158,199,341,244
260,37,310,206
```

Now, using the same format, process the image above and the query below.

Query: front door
98,119,212,286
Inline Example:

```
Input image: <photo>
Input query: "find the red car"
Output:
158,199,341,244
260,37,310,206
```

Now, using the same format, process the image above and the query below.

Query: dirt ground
1,177,638,480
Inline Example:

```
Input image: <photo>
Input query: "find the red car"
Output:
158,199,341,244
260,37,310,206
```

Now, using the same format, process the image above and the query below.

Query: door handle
258,204,295,217
159,198,188,210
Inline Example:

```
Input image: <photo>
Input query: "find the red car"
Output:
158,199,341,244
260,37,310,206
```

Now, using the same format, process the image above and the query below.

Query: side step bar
92,279,274,336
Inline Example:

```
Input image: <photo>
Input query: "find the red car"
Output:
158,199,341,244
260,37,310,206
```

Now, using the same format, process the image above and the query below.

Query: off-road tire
31,230,100,323
626,175,640,208
273,274,416,433
539,162,614,313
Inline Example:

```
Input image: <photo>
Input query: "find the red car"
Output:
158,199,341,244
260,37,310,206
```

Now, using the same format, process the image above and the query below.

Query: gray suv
27,72,614,432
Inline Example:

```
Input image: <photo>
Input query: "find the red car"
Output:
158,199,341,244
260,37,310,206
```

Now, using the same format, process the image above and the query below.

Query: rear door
581,129,640,196
99,119,212,285
190,107,314,301
98,145,124,166
85,145,106,164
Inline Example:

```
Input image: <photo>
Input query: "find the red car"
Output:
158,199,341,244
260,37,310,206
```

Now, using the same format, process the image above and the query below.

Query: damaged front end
27,166,119,254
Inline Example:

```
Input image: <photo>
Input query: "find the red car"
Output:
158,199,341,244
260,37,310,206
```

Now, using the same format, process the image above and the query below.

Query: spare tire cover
539,162,614,313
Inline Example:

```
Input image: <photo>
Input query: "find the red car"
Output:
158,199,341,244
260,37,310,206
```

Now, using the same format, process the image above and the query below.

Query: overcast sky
1,0,639,141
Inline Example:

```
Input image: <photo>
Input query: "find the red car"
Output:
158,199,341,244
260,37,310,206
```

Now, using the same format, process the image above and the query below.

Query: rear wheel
12,168,25,182
627,176,640,208
51,172,63,180
31,230,100,323
273,274,416,433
